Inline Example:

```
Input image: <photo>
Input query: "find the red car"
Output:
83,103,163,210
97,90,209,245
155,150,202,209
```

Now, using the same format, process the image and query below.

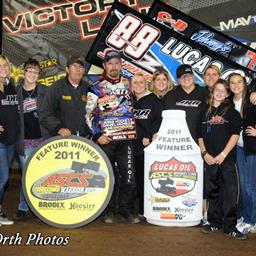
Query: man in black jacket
41,56,90,137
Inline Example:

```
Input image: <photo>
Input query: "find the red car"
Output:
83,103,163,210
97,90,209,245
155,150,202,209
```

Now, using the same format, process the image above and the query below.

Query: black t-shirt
133,92,162,155
22,87,42,139
0,81,19,145
163,85,208,142
200,102,241,161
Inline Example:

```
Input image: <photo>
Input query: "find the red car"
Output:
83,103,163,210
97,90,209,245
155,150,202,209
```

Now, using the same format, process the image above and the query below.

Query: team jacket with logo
133,92,162,155
86,76,134,141
163,85,208,141
41,77,90,136
0,81,19,145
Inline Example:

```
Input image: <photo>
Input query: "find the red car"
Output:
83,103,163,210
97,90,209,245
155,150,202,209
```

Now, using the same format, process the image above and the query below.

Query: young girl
202,64,221,225
132,73,162,215
0,55,19,225
198,79,246,239
15,58,49,221
228,72,256,234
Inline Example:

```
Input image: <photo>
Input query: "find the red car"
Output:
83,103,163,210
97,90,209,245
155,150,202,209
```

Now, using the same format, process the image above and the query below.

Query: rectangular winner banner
85,1,256,89
148,0,256,73
97,85,137,141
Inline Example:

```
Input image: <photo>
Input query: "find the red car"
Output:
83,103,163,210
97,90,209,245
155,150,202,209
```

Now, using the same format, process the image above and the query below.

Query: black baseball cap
176,64,194,78
67,56,85,67
104,50,121,62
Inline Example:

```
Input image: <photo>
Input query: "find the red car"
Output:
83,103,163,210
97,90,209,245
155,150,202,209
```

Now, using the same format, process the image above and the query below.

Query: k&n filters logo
149,157,197,197
23,136,114,228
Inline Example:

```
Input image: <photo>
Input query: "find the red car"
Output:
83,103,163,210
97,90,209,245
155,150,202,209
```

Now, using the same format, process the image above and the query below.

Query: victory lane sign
23,136,114,228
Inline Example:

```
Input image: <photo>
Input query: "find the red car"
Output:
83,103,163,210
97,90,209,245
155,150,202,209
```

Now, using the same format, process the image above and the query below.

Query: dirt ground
0,170,255,256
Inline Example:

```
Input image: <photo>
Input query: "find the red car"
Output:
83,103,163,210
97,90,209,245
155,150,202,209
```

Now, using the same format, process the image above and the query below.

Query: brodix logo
149,157,197,197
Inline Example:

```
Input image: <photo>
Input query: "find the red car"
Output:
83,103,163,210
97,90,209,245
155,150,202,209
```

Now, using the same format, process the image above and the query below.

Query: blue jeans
245,154,256,224
0,142,15,205
18,147,35,212
236,145,256,224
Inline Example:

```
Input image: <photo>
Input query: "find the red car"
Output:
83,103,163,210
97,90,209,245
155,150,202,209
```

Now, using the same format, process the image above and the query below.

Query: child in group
228,72,256,234
15,58,49,221
132,73,162,216
201,64,221,225
198,78,246,239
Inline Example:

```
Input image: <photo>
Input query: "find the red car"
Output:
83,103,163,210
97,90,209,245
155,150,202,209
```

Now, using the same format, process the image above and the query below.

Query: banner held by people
148,0,256,73
85,1,256,89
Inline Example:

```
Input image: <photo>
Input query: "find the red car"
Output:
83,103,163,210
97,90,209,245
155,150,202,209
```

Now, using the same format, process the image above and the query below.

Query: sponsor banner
23,136,114,228
148,0,256,72
188,0,256,45
85,1,256,89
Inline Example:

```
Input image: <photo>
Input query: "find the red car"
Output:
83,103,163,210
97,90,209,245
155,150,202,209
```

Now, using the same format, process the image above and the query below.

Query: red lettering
247,51,256,70
40,173,93,187
157,11,172,22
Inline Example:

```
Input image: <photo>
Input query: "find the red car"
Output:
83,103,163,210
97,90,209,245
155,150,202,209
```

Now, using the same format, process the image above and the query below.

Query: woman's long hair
150,67,173,97
228,72,248,117
0,55,11,93
205,78,232,119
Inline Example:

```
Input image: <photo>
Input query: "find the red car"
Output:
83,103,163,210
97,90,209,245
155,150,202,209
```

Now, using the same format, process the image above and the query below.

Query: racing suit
86,76,136,216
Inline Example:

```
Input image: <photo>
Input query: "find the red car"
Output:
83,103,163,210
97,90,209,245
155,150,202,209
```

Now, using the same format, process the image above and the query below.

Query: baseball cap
176,64,194,78
67,56,85,67
104,50,121,62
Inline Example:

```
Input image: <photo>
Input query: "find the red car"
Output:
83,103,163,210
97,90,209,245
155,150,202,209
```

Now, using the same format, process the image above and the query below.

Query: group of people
0,51,255,240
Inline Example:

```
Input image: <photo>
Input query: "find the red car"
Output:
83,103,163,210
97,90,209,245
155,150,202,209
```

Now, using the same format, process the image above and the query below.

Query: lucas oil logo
149,157,197,197
32,160,106,200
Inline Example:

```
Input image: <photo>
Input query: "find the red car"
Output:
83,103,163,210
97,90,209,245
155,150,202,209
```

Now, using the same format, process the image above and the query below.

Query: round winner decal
23,136,114,228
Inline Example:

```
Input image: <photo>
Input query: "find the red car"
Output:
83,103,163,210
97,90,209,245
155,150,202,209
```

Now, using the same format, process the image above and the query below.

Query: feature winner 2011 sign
23,136,114,228
144,110,203,227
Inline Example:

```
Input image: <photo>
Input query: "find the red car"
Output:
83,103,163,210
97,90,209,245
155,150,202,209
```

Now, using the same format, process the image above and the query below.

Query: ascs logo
32,160,106,200
149,157,197,197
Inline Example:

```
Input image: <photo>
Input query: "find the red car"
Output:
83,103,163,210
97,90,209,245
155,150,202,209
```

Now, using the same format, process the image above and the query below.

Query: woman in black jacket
0,55,19,225
132,73,162,215
15,58,49,221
